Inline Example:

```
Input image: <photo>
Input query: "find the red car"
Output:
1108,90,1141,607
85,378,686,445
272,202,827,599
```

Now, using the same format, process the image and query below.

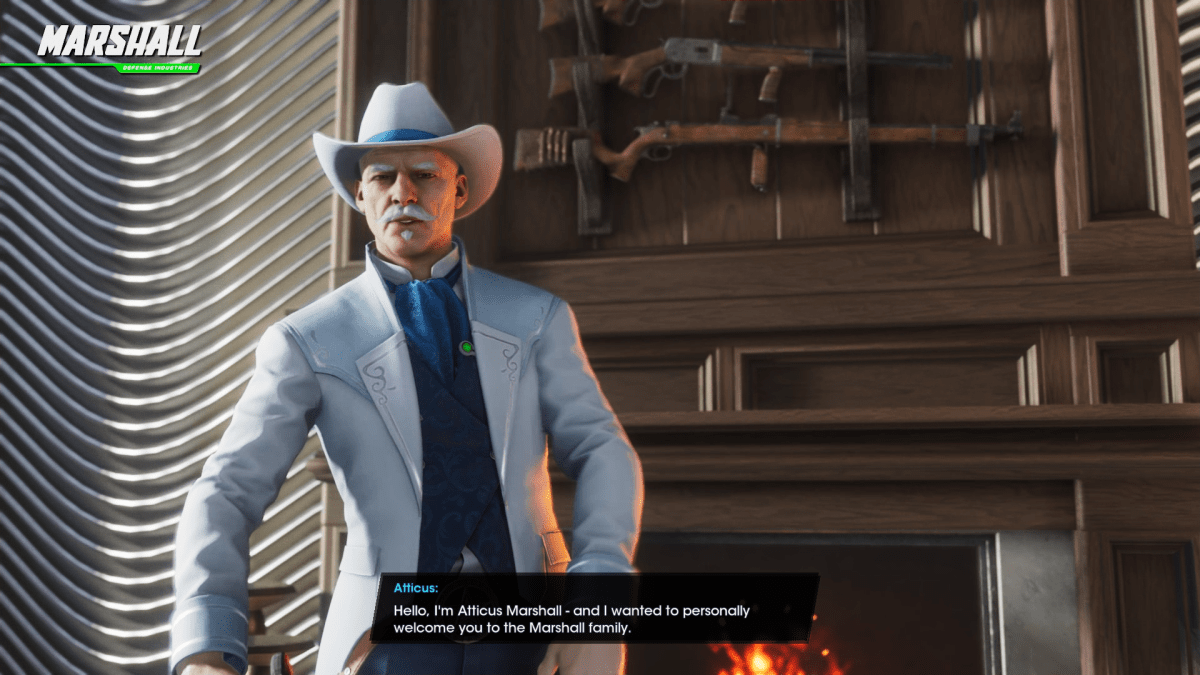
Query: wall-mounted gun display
549,37,952,100
538,0,661,30
516,111,1022,192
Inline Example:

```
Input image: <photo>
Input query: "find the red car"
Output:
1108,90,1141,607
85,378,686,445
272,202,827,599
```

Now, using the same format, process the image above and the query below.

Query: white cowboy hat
312,82,502,219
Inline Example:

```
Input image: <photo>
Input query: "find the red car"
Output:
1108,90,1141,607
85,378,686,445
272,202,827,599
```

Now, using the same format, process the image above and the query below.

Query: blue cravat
384,261,468,385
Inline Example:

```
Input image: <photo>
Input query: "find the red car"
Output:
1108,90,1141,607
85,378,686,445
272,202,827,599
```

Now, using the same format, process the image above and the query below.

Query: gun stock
728,0,748,25
758,66,783,103
601,0,627,22
548,46,666,97
538,0,633,29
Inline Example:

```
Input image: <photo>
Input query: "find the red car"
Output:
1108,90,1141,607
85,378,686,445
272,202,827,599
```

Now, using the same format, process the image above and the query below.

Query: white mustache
377,204,435,226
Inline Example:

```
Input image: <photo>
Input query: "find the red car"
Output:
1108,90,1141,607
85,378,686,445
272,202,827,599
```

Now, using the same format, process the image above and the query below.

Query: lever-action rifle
515,112,1022,191
550,37,952,100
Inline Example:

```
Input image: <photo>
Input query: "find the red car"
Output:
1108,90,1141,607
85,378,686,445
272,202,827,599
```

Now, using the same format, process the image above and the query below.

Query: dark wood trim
1049,0,1195,275
330,0,361,276
570,273,1200,336
553,481,1078,532
617,404,1200,434
495,236,1060,304
608,439,1200,483
406,0,436,89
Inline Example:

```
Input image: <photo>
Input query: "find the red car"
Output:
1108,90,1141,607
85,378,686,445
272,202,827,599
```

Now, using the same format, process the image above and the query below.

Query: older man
170,83,643,675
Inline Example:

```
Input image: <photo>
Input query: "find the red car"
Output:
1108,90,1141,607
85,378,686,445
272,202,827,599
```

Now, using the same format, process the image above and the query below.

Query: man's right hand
178,651,238,675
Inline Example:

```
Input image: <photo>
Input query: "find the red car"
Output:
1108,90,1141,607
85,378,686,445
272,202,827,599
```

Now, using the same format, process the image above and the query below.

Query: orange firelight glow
710,642,847,675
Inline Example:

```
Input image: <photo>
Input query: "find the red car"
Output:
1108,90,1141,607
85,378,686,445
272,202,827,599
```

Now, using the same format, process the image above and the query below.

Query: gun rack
520,0,1021,233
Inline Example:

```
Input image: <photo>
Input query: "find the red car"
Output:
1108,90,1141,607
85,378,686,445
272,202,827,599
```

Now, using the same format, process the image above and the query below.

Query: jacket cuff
169,595,249,674
566,556,636,574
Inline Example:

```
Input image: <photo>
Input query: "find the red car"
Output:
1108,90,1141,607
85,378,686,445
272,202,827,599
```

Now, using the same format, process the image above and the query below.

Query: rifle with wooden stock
515,112,1022,191
550,37,952,100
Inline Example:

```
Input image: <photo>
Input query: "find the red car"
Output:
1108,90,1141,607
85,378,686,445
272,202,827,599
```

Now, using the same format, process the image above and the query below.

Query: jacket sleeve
169,324,321,673
536,299,644,574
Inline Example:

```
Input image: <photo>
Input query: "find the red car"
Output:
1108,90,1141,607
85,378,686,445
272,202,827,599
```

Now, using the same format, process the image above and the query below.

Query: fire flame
709,641,847,675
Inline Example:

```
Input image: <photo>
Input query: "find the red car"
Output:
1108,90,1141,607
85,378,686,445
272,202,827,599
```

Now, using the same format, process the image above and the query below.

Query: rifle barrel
666,39,952,70
597,119,1017,180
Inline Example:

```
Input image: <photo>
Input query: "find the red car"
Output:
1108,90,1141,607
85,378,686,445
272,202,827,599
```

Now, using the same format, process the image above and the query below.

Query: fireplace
621,531,1080,675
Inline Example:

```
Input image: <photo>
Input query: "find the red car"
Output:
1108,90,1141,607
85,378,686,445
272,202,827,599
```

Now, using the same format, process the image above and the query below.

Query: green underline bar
0,62,201,74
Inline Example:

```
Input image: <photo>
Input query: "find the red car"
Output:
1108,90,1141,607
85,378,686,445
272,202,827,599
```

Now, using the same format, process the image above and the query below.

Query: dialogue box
370,573,820,644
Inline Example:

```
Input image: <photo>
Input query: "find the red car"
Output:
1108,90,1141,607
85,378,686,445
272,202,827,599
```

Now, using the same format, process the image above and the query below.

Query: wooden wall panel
1049,0,1195,274
603,0,688,250
678,0,779,246
871,0,974,236
977,0,1058,246
594,358,710,413
1112,544,1196,675
774,1,852,241
1079,0,1158,218
553,480,1078,532
495,0,579,258
1072,319,1200,405
743,350,1027,410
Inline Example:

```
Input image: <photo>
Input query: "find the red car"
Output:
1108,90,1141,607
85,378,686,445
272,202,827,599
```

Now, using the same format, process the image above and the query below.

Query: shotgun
550,37,953,100
515,112,1022,190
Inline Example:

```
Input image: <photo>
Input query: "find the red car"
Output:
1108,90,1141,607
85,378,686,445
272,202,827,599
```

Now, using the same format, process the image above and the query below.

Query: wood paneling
1101,347,1170,404
1048,0,1195,274
1079,0,1157,217
620,430,1200,482
1073,320,1199,405
553,480,1077,532
774,0,850,241
618,404,1200,433
870,0,974,236
977,0,1059,246
1113,544,1197,675
1076,532,1200,675
1078,479,1200,531
678,0,779,246
593,357,711,412
743,349,1027,410
497,237,1060,305
569,273,1200,337
602,0,687,250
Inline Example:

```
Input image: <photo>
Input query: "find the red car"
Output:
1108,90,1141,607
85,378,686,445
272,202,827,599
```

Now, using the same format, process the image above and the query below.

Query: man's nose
389,173,418,204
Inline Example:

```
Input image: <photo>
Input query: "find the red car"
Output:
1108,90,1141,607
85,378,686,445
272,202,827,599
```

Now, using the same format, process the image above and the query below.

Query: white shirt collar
368,242,461,286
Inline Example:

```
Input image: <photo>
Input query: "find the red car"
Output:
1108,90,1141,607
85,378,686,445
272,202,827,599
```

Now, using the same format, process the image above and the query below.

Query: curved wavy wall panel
1184,0,1200,265
0,1,338,673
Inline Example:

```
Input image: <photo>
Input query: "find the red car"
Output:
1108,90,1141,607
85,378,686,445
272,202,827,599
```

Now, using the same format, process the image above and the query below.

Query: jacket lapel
457,236,523,486
356,333,424,510
355,252,425,511
470,321,522,483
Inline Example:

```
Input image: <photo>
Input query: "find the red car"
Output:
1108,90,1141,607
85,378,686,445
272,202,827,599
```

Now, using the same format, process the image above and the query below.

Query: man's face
354,146,468,268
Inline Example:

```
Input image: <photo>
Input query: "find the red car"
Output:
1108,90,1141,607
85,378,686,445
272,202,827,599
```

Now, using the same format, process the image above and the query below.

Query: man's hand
537,642,626,675
177,651,238,675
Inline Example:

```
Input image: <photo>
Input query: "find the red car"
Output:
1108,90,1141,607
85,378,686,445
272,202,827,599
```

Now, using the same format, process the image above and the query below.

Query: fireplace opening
626,533,1003,675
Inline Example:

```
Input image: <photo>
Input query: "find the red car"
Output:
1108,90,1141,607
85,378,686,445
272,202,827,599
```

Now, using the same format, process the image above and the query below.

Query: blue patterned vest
409,340,517,575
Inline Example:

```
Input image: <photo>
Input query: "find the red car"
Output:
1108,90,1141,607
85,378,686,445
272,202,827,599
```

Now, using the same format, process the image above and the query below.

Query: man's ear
353,180,365,209
455,174,469,210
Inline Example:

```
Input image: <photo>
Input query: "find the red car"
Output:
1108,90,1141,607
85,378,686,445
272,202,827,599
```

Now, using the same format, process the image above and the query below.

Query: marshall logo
38,25,203,57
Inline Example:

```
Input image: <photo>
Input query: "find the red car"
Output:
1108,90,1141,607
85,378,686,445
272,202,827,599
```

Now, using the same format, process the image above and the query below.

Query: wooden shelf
618,404,1200,433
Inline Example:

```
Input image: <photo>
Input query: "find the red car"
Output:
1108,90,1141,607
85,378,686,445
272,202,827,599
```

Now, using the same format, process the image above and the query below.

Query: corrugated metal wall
0,2,337,673
1183,0,1200,266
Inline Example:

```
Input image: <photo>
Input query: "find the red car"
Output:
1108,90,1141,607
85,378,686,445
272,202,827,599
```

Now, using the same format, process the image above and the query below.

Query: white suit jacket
169,238,644,674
